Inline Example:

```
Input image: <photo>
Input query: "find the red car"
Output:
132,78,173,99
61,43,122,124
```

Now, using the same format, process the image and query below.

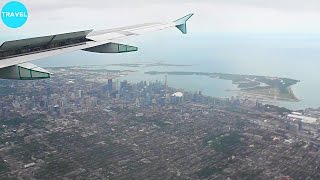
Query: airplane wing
0,13,193,80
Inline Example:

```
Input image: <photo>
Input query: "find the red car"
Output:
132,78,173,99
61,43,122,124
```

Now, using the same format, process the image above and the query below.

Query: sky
2,0,320,39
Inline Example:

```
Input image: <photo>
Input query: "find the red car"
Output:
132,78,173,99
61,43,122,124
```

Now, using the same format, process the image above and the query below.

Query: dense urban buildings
0,67,320,179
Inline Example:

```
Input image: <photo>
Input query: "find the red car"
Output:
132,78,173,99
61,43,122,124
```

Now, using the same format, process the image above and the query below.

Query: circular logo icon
1,1,28,28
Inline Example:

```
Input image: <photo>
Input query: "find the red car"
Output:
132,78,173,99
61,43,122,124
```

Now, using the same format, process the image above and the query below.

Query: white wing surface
0,14,193,80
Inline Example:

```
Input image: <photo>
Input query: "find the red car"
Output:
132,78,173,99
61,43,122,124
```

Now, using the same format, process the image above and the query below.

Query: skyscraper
108,79,113,91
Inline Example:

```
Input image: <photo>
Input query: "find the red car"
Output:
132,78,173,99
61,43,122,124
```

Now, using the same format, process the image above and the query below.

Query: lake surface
35,32,320,110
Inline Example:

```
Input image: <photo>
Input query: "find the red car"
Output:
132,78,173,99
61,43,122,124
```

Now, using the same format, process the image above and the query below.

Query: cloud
26,0,320,12
217,0,320,12
2,0,320,38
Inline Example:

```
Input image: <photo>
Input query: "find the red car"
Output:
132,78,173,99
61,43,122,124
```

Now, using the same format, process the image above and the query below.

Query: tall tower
164,75,169,104
165,75,168,96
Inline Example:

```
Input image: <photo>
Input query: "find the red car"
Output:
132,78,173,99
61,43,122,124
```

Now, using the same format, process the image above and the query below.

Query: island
145,63,195,67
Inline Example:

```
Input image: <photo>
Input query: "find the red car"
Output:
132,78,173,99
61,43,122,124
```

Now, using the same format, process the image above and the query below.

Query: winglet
174,13,194,34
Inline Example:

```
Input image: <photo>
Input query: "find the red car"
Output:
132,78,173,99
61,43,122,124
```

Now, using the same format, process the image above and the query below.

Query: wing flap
0,40,111,69
0,30,93,60
0,63,51,80
83,42,138,53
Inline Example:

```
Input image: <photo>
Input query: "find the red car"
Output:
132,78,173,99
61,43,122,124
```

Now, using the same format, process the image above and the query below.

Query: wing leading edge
0,13,194,80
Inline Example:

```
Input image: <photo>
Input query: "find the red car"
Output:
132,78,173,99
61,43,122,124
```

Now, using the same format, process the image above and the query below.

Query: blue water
33,32,320,110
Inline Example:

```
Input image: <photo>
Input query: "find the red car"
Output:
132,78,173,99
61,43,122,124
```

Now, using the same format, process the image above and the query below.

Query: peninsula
145,71,300,102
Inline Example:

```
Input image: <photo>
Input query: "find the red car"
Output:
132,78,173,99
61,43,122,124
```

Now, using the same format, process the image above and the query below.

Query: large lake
34,32,320,110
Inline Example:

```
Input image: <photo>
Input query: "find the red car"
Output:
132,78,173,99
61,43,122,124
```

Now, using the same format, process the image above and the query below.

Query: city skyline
0,67,319,179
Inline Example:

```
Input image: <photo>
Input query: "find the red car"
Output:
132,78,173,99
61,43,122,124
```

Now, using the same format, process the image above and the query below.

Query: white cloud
1,0,320,40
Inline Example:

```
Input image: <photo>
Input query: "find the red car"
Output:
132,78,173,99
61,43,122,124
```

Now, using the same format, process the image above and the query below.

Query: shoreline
144,71,300,103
